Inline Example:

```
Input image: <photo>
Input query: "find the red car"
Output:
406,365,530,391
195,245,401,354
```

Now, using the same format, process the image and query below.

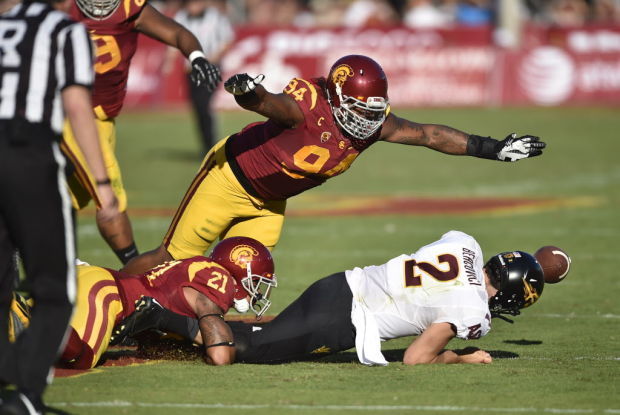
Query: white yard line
537,313,620,319
50,402,620,414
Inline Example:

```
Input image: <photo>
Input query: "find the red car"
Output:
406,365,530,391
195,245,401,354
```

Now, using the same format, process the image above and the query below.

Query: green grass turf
49,107,619,414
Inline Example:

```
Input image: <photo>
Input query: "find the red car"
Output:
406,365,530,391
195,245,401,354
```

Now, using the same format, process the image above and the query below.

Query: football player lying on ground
121,54,546,276
115,230,546,365
53,237,275,369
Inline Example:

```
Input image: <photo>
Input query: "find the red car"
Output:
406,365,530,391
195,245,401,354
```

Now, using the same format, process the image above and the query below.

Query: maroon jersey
114,256,235,320
69,0,145,119
226,77,378,200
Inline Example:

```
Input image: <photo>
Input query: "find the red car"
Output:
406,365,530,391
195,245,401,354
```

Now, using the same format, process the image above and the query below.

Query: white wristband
189,50,206,63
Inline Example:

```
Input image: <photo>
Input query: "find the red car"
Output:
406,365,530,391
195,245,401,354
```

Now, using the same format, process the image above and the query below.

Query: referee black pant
0,122,75,396
186,73,216,155
229,272,356,363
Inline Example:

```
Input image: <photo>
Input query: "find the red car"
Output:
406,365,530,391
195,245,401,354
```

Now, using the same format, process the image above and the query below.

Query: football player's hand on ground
459,349,493,364
496,133,546,162
224,73,265,96
190,57,221,92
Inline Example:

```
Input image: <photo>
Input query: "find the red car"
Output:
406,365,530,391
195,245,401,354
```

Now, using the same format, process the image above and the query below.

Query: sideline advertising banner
125,25,620,109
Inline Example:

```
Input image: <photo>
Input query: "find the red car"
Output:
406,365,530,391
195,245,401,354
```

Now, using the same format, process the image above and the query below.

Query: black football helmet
485,251,544,317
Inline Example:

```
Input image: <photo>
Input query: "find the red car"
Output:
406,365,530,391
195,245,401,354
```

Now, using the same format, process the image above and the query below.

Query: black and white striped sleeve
60,21,94,90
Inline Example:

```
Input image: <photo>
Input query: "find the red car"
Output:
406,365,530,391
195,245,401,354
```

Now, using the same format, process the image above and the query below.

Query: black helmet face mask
485,251,544,318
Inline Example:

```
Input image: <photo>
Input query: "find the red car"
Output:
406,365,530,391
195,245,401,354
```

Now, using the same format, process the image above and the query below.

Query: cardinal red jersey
114,256,235,319
226,77,379,201
69,0,145,118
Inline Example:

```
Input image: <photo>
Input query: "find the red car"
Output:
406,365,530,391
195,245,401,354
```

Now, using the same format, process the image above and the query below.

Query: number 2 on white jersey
404,254,459,287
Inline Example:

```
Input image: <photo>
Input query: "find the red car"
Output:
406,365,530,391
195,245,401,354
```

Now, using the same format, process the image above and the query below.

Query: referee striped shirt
0,1,94,134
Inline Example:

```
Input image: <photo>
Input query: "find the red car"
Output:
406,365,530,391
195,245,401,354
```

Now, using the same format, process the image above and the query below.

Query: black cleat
110,296,164,346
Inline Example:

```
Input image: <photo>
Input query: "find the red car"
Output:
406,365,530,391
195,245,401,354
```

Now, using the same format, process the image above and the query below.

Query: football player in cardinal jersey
60,0,220,265
122,54,546,275
54,237,275,369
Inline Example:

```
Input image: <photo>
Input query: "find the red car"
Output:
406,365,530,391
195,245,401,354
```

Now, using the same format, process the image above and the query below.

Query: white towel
350,301,388,366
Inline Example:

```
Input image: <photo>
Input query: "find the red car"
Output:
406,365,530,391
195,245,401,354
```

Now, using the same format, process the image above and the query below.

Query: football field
48,107,619,414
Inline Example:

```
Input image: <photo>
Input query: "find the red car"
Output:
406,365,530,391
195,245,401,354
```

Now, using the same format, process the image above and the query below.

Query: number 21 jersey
115,256,235,319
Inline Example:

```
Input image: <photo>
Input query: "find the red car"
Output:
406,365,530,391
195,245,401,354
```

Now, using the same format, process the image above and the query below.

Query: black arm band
198,313,223,321
205,341,235,349
466,134,500,160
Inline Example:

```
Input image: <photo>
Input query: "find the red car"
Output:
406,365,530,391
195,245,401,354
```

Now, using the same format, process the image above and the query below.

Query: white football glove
224,73,265,96
496,133,546,162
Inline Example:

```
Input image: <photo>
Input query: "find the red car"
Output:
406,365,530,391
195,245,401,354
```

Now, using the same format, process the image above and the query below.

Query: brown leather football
534,246,571,284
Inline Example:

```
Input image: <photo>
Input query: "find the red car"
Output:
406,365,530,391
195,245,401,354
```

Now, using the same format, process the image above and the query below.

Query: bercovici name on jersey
462,248,481,286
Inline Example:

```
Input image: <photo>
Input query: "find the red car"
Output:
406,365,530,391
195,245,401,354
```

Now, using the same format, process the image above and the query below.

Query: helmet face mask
485,251,544,317
326,55,389,141
240,262,277,318
76,0,121,20
208,237,277,319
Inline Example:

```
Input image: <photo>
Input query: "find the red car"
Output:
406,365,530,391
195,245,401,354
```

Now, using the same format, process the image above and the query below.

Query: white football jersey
345,230,492,365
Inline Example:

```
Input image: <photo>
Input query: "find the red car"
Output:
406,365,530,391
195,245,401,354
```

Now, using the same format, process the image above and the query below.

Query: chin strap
491,313,515,324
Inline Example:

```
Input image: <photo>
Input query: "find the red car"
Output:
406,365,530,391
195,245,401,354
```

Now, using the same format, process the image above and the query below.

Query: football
534,246,571,284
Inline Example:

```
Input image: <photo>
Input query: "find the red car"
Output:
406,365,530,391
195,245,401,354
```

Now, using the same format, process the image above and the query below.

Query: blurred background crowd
152,0,620,29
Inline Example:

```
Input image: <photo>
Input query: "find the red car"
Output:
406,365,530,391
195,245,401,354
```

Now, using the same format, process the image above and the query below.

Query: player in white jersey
113,230,545,366
345,230,492,365
227,230,544,366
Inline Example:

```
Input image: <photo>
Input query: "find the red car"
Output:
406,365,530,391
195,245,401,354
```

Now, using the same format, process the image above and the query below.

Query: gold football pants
61,116,127,211
164,137,286,258
67,265,123,369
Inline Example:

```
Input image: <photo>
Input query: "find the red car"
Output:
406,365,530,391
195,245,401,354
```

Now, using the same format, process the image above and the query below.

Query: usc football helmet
76,0,121,19
209,237,277,318
485,251,545,317
326,55,389,141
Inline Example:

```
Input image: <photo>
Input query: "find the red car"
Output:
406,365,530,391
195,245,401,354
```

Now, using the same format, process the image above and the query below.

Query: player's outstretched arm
402,322,492,365
380,113,545,162
135,4,220,91
183,287,235,365
224,74,304,128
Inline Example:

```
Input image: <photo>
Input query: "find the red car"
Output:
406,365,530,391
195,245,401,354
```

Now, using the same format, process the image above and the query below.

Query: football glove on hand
190,57,221,92
109,296,164,346
224,73,265,96
496,133,546,162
